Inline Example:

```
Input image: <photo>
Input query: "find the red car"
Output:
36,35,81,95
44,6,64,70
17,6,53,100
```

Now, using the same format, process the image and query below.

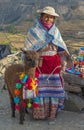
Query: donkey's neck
25,68,36,79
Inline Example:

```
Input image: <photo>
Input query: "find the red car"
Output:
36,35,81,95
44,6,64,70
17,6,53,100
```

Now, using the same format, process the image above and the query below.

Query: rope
37,65,61,81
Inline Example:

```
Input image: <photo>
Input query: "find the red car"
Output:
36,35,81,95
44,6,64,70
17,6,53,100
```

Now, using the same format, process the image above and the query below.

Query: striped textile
38,74,65,98
24,18,69,54
33,52,65,120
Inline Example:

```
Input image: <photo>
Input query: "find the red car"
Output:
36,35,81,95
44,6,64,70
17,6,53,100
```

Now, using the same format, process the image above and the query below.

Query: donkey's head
21,49,39,69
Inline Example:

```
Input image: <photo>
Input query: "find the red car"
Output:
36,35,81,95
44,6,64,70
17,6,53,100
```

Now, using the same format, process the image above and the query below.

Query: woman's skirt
33,53,65,120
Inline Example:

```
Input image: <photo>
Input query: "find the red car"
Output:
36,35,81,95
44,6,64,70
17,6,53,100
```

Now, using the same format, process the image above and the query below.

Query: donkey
5,50,39,124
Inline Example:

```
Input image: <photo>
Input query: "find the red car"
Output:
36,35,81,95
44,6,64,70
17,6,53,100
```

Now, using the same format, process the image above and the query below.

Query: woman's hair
40,13,55,19
40,13,45,18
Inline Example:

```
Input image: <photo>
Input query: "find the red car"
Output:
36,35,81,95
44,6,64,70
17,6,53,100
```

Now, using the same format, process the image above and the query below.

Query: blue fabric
66,68,81,75
81,47,84,51
24,18,69,54
57,46,64,52
38,74,65,98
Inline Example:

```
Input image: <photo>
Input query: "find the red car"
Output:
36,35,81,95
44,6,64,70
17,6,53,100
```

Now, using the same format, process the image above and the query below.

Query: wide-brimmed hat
37,6,59,17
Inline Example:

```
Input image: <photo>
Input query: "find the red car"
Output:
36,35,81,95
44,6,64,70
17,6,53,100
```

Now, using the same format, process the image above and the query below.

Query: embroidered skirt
33,53,64,120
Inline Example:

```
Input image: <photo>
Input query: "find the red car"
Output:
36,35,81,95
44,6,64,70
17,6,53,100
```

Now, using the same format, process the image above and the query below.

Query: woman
24,6,71,123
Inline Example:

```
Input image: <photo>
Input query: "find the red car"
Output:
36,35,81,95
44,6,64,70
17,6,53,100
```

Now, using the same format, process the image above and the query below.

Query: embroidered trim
13,72,39,110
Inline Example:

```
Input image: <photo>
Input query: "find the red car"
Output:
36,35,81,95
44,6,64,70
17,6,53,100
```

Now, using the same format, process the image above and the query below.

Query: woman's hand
64,51,73,68
67,60,73,68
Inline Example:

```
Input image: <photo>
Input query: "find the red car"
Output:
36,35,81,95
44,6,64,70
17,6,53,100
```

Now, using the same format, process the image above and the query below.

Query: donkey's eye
27,58,32,61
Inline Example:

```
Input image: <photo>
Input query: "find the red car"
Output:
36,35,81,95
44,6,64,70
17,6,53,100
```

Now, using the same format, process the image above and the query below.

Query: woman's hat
37,6,59,17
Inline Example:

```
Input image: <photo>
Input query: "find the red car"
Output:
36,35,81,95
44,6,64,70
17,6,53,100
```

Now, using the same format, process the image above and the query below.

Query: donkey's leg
8,91,15,117
11,99,16,117
19,104,25,124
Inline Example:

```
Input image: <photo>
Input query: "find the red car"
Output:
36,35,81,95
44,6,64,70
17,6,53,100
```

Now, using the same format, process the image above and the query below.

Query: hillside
0,0,84,54
0,0,84,26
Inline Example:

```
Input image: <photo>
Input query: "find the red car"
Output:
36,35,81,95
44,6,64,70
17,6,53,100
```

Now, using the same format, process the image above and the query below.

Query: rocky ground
0,87,84,130
0,52,84,130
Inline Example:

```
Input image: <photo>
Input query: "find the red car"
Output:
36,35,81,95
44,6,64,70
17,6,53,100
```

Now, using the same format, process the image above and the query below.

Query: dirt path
0,88,84,130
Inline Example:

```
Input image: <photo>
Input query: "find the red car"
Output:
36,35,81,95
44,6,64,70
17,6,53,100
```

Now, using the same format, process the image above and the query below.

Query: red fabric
40,19,53,30
36,54,61,74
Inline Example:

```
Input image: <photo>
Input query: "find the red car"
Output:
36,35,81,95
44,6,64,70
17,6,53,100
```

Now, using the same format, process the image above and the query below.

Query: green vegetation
0,32,25,51
6,25,17,34
1,40,11,45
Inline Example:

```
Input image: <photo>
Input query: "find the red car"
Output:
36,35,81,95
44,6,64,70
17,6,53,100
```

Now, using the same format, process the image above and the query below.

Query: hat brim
37,9,59,17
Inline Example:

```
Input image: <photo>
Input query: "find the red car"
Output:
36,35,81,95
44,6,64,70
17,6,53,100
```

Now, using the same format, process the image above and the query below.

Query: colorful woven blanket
24,18,69,54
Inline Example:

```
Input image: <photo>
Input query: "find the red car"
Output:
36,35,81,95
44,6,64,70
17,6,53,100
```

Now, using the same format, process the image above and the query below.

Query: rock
0,76,5,89
63,72,84,87
0,51,21,77
64,82,82,93
64,92,84,112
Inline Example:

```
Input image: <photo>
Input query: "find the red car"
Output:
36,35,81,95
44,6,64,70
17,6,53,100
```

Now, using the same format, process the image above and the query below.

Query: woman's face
41,13,55,24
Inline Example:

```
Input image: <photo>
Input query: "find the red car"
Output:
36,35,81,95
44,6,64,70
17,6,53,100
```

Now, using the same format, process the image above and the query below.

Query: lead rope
37,65,61,83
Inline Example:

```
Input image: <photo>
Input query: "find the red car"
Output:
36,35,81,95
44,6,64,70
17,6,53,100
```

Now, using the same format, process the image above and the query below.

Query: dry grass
58,20,84,31
0,32,25,50
0,31,83,53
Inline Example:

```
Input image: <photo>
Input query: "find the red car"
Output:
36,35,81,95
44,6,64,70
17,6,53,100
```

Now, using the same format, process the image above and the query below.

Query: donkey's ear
20,48,27,54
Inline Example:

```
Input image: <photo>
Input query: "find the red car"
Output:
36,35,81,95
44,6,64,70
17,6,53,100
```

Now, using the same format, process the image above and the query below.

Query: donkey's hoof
19,121,24,125
12,114,15,118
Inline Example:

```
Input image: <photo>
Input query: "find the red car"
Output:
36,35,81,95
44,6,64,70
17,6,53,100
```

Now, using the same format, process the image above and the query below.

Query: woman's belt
41,51,57,56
